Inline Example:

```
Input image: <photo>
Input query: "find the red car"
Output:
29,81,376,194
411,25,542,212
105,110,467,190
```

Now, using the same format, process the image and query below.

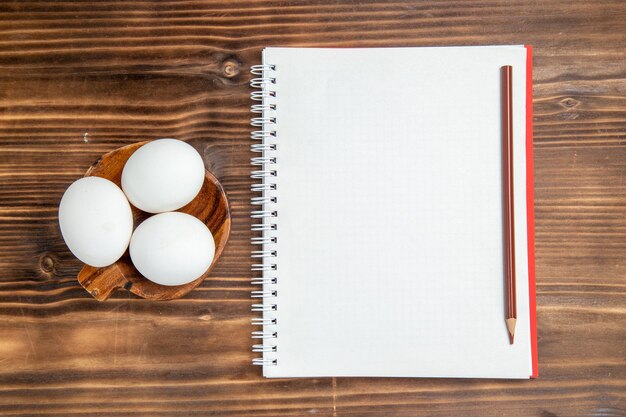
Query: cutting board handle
78,263,130,301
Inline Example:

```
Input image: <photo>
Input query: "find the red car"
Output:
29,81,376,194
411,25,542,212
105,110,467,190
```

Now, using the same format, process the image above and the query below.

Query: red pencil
501,65,517,345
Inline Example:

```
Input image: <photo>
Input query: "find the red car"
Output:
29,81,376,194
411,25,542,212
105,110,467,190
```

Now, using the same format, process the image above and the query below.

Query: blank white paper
259,46,533,378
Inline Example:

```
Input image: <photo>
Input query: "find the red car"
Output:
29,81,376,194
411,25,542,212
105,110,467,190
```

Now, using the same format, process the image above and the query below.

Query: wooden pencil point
506,318,517,344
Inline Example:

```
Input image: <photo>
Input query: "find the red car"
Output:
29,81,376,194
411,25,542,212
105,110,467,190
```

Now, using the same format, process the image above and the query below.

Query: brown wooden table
0,1,624,416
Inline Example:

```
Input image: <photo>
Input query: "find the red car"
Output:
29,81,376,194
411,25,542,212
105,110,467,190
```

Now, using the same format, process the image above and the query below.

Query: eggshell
58,177,133,267
129,212,215,286
121,138,205,213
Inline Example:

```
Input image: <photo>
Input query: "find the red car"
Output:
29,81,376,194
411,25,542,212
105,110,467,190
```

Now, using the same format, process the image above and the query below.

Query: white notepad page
259,46,532,378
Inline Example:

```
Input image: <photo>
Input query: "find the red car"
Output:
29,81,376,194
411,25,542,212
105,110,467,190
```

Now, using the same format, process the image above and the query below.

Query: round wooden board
77,141,231,301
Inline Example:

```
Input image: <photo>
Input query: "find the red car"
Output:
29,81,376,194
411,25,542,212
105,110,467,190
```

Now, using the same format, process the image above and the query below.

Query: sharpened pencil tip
506,318,517,345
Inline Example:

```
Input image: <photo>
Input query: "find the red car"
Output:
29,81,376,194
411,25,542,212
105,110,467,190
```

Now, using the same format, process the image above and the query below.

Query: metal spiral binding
250,63,278,367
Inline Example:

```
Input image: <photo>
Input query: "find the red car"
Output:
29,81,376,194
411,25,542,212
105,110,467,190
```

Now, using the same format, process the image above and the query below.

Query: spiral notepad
250,46,538,378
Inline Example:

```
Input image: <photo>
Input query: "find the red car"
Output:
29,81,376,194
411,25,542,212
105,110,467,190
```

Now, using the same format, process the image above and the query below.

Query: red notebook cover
525,45,538,378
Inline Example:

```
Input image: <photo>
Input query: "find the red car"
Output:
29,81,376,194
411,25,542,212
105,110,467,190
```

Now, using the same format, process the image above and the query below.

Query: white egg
59,177,133,267
121,138,205,213
129,212,215,286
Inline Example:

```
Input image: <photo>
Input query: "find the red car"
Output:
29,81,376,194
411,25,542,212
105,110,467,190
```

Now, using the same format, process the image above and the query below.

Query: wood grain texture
0,0,624,416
